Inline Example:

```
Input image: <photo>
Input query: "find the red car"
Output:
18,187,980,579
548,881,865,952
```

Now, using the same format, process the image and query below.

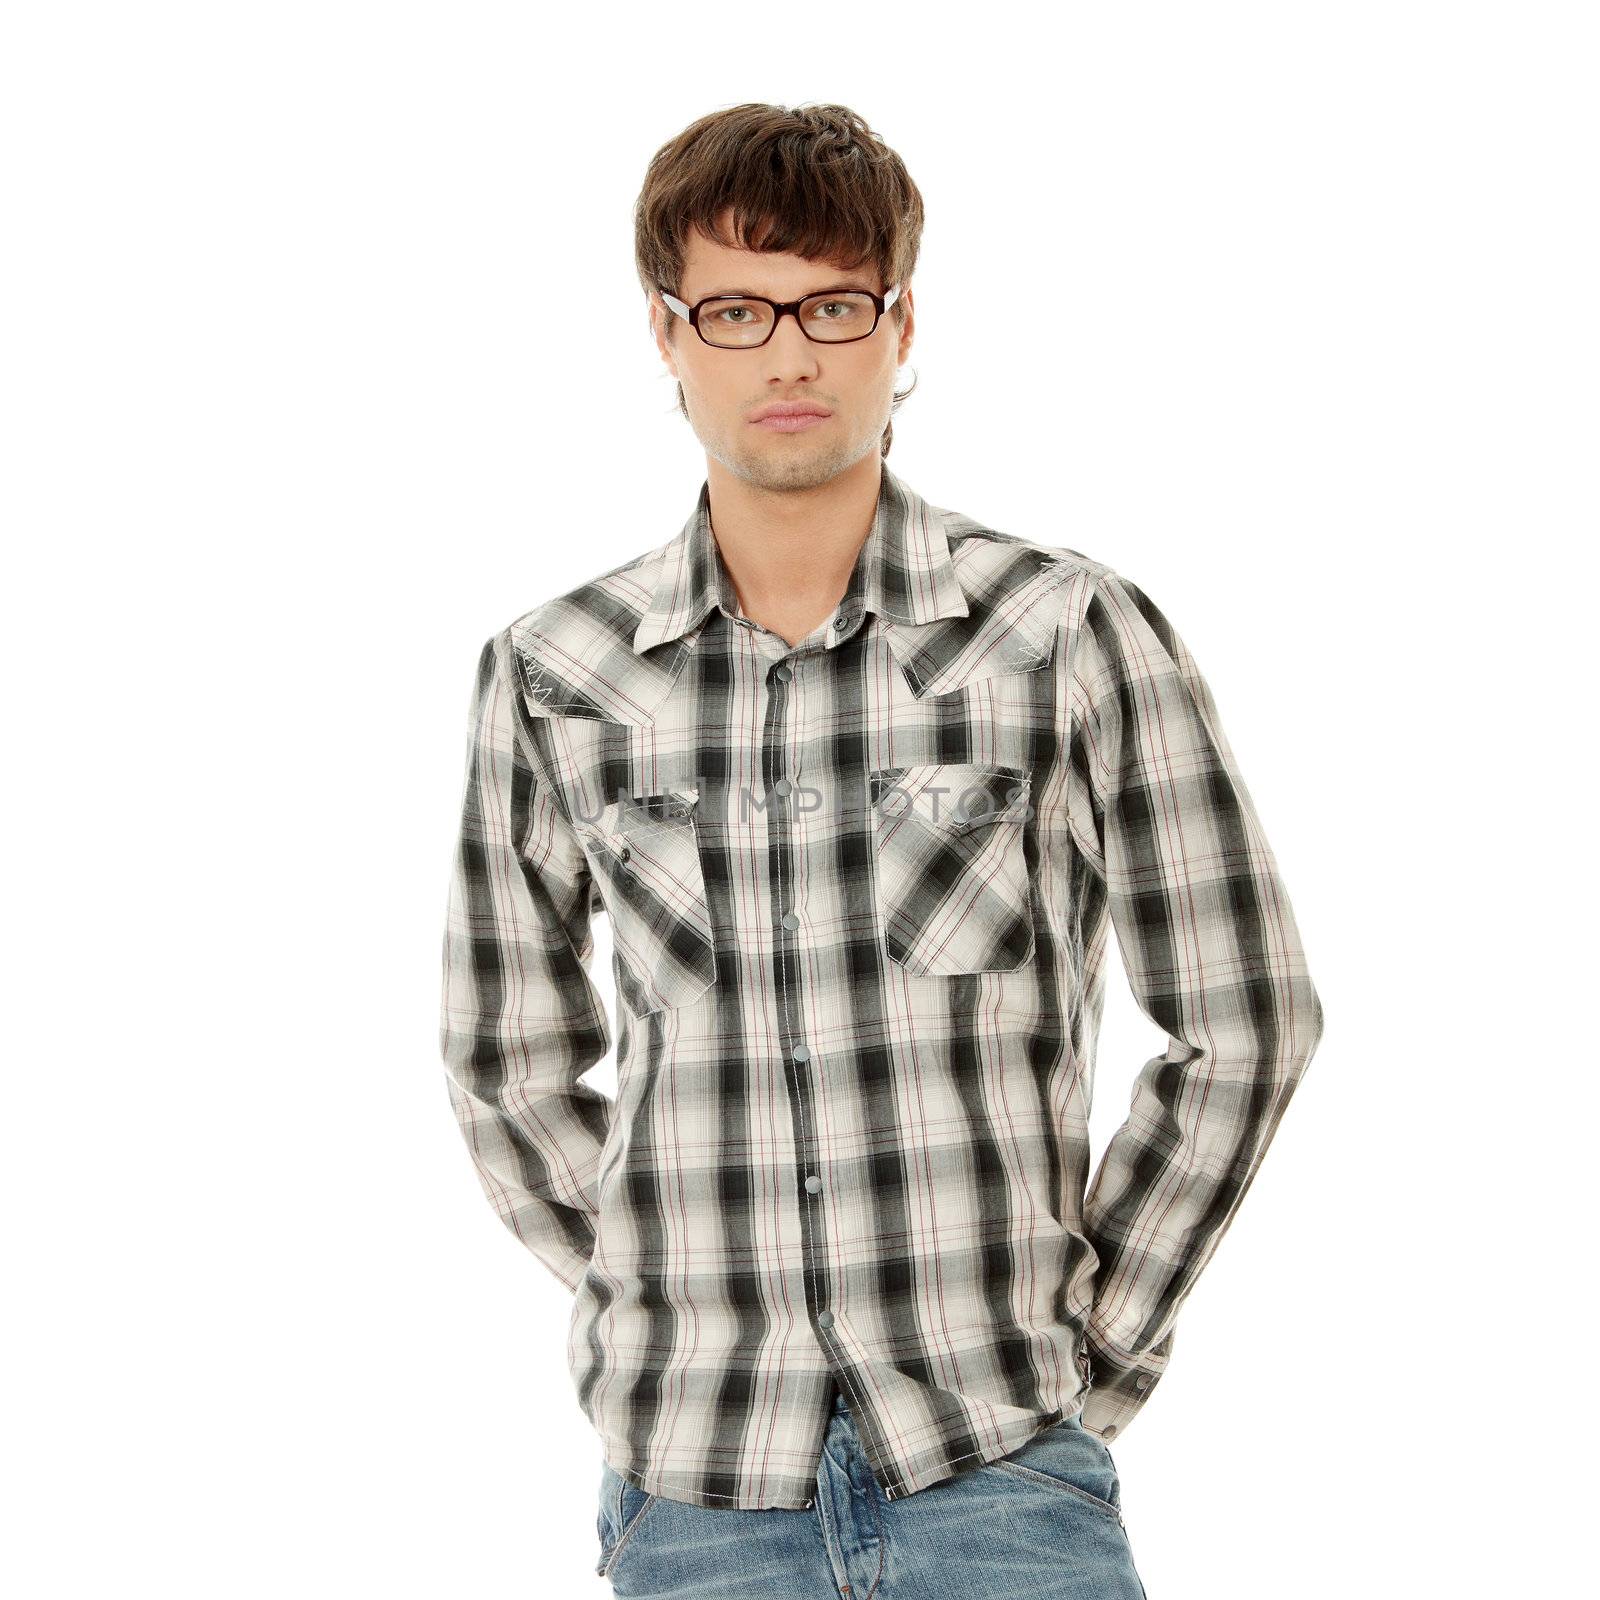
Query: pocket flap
869,764,1032,834
575,785,701,850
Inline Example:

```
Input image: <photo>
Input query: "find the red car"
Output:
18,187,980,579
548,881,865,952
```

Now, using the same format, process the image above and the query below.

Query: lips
752,411,831,433
749,404,832,422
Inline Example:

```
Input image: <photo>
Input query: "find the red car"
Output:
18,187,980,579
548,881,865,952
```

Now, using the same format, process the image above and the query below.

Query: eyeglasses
659,284,902,349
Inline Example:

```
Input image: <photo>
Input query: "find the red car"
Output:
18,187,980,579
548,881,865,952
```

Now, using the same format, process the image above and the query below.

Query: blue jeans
596,1388,1150,1597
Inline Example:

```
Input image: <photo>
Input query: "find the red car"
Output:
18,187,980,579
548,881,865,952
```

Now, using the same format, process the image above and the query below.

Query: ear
648,292,678,375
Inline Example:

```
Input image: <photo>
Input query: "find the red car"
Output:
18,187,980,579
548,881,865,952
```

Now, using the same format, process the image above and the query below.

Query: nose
761,312,821,381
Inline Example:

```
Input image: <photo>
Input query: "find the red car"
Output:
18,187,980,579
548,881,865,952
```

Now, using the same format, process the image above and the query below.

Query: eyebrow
694,282,878,300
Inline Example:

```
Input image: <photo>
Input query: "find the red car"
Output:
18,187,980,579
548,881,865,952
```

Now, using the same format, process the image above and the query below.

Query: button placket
763,651,842,1380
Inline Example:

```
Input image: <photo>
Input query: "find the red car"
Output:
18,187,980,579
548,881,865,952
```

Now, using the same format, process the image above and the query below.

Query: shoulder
922,496,1199,691
476,535,684,726
493,542,661,657
940,504,1116,585
932,497,1126,647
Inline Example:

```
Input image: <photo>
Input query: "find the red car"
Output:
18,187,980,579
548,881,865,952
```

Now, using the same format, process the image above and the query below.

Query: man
440,102,1323,1597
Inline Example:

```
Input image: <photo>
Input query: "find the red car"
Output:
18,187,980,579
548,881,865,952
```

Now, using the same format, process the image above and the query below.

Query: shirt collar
632,463,970,655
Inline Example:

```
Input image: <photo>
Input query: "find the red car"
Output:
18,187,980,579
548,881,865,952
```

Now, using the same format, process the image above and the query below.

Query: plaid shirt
439,464,1324,1511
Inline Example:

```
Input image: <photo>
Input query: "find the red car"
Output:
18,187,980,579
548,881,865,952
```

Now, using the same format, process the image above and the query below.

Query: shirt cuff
1077,1334,1167,1442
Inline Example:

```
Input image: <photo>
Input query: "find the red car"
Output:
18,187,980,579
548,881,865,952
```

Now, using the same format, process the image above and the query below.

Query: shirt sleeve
439,631,614,1294
1066,570,1325,1439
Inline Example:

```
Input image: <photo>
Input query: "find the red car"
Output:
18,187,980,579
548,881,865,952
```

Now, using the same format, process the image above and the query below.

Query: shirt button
817,1310,834,1328
782,912,800,931
791,1043,811,1063
1135,1373,1152,1391
776,664,793,681
617,846,630,863
1102,1424,1118,1439
804,1174,821,1193
773,778,793,797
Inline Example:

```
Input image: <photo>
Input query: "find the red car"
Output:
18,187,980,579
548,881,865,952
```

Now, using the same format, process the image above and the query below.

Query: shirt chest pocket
573,787,718,1016
868,763,1036,977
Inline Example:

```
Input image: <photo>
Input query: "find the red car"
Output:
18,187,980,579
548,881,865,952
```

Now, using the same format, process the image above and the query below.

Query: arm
1067,571,1325,1438
439,630,613,1293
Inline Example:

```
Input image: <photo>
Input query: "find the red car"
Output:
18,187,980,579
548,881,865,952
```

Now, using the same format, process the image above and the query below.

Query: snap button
616,845,630,864
782,912,800,931
804,1175,821,1193
791,1043,811,1063
817,1310,834,1328
1135,1373,1152,1390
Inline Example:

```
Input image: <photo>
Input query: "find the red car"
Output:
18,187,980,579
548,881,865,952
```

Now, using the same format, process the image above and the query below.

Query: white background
5,4,1595,1595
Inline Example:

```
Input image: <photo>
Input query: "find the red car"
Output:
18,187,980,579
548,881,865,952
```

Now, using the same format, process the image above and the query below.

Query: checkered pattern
439,465,1324,1510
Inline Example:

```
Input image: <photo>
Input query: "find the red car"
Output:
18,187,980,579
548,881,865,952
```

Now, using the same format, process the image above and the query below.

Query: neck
703,453,882,642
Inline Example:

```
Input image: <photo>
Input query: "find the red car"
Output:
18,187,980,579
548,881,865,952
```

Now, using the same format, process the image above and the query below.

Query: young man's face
650,217,915,492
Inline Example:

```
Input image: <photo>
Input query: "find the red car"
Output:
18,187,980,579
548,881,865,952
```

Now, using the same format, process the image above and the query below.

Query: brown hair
634,102,924,457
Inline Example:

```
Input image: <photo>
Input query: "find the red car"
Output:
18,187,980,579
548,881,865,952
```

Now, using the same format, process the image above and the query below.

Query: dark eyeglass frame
658,283,902,348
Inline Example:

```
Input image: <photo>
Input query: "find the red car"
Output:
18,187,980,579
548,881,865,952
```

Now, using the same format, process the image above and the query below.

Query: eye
805,297,870,325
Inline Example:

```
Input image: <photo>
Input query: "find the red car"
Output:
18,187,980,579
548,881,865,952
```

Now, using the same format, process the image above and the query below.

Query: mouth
750,410,832,433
